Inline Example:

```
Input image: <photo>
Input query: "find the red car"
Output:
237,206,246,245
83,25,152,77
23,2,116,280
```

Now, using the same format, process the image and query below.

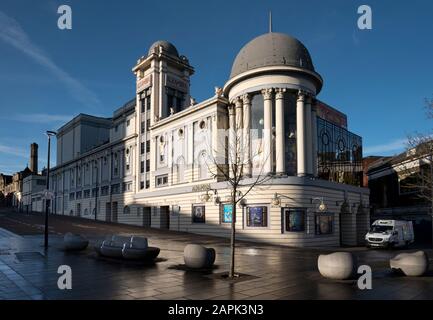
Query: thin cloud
0,10,101,108
2,113,73,124
364,138,407,156
0,143,28,158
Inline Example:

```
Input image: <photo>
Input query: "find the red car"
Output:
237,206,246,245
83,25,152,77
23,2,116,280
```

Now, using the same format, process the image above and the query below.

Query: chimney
30,143,38,173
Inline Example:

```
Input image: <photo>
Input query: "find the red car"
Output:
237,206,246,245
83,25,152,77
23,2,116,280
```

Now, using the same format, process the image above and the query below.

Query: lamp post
44,130,56,249
94,161,98,221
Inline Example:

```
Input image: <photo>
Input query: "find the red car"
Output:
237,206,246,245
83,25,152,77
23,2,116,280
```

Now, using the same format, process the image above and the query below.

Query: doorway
160,206,170,229
142,207,151,227
112,202,118,223
76,203,81,217
105,202,111,222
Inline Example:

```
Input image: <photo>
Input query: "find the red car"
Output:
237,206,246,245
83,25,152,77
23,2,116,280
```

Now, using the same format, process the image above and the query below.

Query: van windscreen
370,225,393,233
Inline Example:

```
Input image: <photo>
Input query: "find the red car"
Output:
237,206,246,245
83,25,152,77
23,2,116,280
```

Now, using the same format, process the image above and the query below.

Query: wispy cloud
364,138,407,156
1,113,73,124
0,143,28,158
0,10,101,108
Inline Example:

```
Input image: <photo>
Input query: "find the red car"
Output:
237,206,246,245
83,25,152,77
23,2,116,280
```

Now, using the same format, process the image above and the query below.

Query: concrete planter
318,252,357,280
184,244,216,269
390,251,429,277
63,232,89,251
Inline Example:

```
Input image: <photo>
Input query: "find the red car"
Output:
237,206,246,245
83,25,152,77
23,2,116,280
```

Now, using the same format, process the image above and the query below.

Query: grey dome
148,40,179,57
230,33,315,78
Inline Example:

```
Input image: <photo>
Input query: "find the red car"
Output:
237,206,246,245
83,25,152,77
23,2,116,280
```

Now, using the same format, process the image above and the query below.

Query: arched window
176,156,185,183
124,205,130,215
198,151,208,179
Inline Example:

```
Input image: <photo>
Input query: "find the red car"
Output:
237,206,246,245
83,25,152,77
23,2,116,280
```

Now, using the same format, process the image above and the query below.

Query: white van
365,220,414,248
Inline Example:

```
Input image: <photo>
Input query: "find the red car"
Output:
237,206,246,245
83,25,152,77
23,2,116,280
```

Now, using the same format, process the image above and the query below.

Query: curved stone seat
99,235,130,259
318,252,357,280
390,251,429,277
184,244,216,269
123,247,160,260
63,232,89,251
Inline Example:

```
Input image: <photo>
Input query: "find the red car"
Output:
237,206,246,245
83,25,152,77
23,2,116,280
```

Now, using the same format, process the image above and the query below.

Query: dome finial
269,11,273,33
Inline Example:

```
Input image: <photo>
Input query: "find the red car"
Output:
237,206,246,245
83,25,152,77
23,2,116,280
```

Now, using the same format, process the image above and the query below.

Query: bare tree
204,106,271,278
404,97,433,246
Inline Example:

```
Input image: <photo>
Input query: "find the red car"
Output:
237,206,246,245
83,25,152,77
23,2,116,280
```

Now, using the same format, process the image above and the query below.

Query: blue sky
0,0,432,175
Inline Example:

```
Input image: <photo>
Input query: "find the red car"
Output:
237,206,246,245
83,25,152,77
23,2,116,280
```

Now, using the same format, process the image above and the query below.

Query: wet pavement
1,209,433,300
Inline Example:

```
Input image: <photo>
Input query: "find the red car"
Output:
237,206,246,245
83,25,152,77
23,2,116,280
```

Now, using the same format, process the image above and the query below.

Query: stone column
242,93,252,177
228,104,236,178
262,88,273,175
296,91,307,176
305,95,313,175
311,101,318,177
275,88,286,175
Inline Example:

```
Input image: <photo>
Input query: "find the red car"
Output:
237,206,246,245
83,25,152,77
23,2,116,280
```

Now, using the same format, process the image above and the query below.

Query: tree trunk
229,193,236,278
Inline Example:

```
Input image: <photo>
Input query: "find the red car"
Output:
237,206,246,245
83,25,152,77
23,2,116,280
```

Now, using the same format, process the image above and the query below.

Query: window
124,206,130,215
101,186,109,196
198,151,208,179
192,205,205,223
83,190,90,198
140,181,145,190
146,160,150,172
123,182,132,192
156,174,168,187
315,213,334,235
146,180,150,189
76,191,82,199
69,193,75,201
146,140,150,153
126,119,130,127
146,119,150,131
141,142,145,154
91,188,98,197
141,121,145,134
140,161,144,173
111,183,120,195
246,206,268,227
146,95,151,111
176,157,185,183
115,125,118,132
283,208,305,232
221,203,233,223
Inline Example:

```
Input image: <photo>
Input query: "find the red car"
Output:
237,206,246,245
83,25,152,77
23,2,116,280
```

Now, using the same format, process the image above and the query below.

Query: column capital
261,88,273,100
275,88,286,100
297,90,305,102
228,104,236,116
234,96,243,109
242,93,251,105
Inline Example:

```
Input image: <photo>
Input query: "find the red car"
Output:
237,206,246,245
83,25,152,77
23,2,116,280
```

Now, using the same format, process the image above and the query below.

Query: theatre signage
165,74,188,92
136,74,152,93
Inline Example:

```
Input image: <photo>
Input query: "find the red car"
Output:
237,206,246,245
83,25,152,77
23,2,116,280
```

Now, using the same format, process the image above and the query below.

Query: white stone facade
47,34,370,247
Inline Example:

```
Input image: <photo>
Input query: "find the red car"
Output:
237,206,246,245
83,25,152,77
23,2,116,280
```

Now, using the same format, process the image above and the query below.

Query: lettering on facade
165,74,188,92
192,184,211,192
136,74,152,93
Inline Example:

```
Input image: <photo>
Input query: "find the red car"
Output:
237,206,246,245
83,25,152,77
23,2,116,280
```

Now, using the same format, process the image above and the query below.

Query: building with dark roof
45,31,369,247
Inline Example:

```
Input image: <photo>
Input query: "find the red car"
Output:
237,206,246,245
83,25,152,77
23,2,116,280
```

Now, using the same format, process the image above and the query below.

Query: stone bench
318,252,357,280
63,232,89,251
184,244,216,269
390,251,429,277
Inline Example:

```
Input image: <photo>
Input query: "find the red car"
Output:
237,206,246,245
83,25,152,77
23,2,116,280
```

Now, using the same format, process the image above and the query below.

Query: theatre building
49,32,369,247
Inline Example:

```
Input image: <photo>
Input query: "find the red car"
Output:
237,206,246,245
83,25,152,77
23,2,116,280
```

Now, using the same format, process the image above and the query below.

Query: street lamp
44,130,56,249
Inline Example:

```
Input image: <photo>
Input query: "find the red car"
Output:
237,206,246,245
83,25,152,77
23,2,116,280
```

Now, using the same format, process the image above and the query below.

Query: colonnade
228,89,318,177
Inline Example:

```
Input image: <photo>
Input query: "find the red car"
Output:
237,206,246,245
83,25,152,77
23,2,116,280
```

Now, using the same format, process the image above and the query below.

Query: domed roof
148,40,179,57
230,33,315,78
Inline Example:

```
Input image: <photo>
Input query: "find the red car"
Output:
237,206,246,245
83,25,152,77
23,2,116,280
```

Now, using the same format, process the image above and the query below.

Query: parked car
365,220,414,248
